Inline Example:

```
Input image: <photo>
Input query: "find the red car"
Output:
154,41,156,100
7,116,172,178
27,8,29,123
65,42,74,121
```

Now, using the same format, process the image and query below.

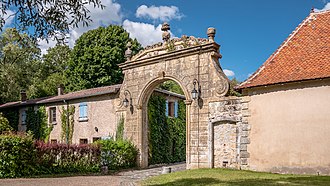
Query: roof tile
238,10,330,89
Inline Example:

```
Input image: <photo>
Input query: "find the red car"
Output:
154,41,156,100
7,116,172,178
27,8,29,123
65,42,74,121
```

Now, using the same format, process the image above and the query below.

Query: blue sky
34,0,330,81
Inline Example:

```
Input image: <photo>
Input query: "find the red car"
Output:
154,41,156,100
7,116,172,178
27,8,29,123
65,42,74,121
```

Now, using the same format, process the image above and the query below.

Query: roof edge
236,76,330,90
237,11,315,89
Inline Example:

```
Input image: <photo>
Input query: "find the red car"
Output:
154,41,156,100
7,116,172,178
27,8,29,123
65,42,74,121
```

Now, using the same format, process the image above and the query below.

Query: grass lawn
141,168,330,186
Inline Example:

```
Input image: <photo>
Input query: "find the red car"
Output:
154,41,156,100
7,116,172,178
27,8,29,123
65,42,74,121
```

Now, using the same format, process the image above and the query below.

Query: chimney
58,84,64,96
20,90,27,102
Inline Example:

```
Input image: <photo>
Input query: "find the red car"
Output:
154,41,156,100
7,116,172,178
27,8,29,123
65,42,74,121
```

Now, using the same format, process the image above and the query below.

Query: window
166,100,178,118
79,102,88,121
21,110,27,125
93,137,101,143
51,139,57,144
49,107,56,124
80,138,88,144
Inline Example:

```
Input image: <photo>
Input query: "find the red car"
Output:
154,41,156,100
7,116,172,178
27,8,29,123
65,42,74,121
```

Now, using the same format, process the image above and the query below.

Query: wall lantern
191,79,200,100
123,90,132,108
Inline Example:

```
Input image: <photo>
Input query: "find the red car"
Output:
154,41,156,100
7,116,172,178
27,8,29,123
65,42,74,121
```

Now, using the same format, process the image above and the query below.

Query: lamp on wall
123,90,132,108
191,79,200,100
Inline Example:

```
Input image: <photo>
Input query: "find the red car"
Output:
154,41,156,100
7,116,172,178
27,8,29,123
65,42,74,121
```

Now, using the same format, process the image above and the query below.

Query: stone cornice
119,42,220,71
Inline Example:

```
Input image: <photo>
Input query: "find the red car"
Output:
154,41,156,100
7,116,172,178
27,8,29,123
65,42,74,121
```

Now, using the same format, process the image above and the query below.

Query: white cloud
123,20,175,47
315,2,330,12
38,38,58,55
38,2,183,54
223,69,235,77
67,0,123,46
38,0,123,54
136,5,183,21
0,4,15,28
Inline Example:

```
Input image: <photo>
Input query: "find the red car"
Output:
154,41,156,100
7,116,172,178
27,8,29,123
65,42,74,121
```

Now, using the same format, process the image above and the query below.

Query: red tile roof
238,10,330,89
39,84,121,104
0,84,121,109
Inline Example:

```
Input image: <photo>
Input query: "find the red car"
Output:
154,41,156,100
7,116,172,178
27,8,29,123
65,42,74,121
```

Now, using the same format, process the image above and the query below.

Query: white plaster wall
47,94,119,144
246,79,330,174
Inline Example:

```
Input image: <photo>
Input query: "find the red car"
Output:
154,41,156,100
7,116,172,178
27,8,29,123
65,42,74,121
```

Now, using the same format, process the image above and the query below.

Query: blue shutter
174,101,178,118
165,100,169,117
79,102,88,118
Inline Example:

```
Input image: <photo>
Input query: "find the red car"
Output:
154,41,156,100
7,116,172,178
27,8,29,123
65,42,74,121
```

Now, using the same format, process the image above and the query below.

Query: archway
117,24,229,169
139,77,190,167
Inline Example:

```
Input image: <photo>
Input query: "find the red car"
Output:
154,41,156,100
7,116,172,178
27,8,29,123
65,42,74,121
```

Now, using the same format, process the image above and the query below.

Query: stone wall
119,40,230,168
209,96,250,169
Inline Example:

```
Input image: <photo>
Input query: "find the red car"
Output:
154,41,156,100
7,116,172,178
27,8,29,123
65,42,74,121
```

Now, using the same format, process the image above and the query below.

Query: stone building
0,9,329,175
0,85,184,144
236,9,330,174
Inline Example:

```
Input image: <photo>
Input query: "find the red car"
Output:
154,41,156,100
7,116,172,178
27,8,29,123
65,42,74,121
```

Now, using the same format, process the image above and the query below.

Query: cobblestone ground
0,163,186,186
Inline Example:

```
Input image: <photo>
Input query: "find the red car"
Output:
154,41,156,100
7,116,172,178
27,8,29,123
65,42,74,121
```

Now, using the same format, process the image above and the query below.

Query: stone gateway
117,23,248,169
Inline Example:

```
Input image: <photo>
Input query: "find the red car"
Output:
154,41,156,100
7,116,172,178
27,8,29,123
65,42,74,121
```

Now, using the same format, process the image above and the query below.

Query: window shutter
79,102,88,118
174,101,178,118
83,104,88,118
165,100,169,117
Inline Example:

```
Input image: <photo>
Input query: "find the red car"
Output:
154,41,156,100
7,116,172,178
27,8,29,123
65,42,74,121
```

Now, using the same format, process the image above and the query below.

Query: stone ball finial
125,41,132,61
161,22,170,31
161,22,171,43
207,27,216,42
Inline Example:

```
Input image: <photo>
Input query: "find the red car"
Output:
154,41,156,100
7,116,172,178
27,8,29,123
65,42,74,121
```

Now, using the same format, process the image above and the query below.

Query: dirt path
0,163,186,186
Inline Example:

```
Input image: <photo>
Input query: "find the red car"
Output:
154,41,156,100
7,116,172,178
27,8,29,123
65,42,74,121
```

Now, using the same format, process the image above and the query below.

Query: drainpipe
63,100,69,144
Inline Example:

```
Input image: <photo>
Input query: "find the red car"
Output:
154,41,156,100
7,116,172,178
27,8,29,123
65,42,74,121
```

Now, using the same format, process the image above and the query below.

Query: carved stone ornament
125,42,132,61
161,22,171,42
207,27,216,42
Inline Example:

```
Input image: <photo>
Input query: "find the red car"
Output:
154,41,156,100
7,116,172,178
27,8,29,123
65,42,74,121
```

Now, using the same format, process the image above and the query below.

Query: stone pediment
131,36,211,61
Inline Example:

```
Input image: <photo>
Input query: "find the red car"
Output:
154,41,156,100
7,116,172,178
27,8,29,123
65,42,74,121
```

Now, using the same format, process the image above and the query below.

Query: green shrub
0,113,13,133
99,139,138,170
0,133,36,178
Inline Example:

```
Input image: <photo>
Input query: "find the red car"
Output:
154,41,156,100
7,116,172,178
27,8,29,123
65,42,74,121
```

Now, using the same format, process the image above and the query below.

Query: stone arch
137,75,191,168
117,24,230,169
138,75,192,108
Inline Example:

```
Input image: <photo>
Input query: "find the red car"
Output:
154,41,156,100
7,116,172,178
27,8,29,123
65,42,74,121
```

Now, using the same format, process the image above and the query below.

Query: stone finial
161,22,171,42
125,42,132,61
207,27,216,42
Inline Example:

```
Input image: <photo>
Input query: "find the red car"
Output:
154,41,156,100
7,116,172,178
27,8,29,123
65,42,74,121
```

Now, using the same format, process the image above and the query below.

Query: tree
159,80,184,95
228,78,242,97
28,45,71,98
0,28,40,104
0,0,104,42
66,25,142,91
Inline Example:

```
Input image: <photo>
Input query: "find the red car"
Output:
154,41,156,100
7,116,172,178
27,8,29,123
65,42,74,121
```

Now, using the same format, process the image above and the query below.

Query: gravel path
0,163,186,186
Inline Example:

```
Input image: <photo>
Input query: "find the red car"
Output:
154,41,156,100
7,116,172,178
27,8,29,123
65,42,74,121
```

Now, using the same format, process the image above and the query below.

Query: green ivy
116,114,124,141
147,94,186,165
60,105,75,144
26,106,50,141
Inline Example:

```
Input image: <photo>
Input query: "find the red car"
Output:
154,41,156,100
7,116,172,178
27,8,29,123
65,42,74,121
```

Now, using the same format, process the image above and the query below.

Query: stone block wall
209,96,250,169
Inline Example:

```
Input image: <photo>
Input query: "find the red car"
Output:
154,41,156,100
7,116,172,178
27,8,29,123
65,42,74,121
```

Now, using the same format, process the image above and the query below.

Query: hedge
0,133,36,178
0,134,138,178
35,141,100,174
